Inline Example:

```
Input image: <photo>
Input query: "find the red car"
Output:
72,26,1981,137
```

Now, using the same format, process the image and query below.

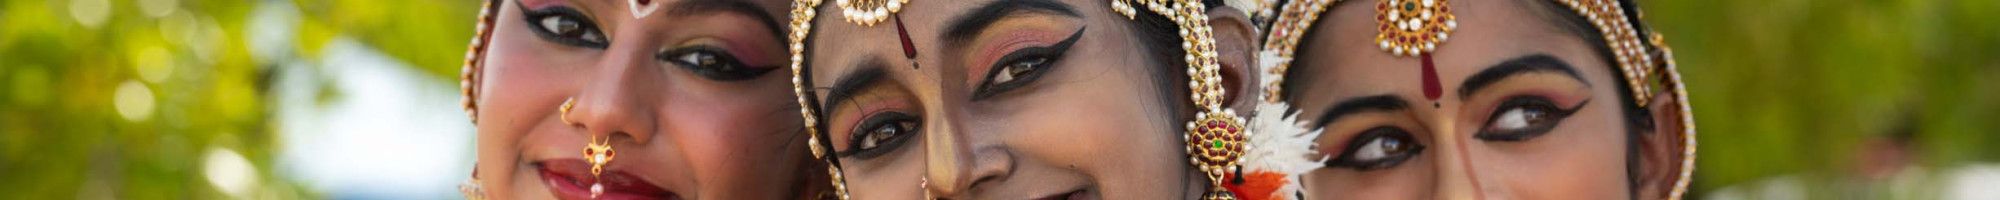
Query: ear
1635,90,1691,200
1207,5,1262,114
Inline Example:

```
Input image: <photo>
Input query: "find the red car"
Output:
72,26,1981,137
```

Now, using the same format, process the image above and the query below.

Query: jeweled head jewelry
1256,0,1697,199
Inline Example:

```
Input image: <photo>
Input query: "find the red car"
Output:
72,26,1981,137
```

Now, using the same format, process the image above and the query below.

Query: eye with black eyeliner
657,46,778,81
519,4,608,49
839,112,921,159
971,27,1086,100
1475,96,1586,142
1325,126,1426,171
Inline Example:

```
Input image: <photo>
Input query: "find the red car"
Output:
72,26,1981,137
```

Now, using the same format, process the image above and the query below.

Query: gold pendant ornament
836,0,907,26
584,135,616,199
1375,0,1455,56
563,96,616,199
1189,112,1247,200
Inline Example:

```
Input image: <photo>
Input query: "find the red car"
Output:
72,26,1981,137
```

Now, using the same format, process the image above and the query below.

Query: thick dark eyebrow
1311,95,1411,128
667,0,786,44
941,0,1082,48
1456,54,1591,100
822,58,890,111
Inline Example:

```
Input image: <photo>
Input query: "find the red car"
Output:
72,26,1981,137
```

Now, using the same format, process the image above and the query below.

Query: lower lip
537,166,678,200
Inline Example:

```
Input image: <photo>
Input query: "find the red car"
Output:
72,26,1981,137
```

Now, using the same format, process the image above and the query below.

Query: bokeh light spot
114,80,155,122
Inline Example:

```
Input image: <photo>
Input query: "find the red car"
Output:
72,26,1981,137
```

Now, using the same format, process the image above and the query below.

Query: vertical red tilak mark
1421,54,1442,101
895,15,916,60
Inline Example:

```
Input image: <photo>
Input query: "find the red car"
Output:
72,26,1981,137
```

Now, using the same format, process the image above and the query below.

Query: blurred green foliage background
1,0,1996,199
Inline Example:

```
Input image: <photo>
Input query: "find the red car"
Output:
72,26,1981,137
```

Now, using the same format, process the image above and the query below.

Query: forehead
802,0,1122,82
1292,0,1608,95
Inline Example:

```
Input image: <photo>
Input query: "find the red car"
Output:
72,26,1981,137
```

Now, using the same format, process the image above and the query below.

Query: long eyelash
1474,97,1589,141
517,4,606,49
656,46,779,81
839,111,920,159
1325,126,1425,170
970,27,1086,100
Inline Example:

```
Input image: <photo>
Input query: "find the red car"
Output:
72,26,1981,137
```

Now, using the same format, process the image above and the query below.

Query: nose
1428,118,1488,200
564,38,660,145
923,113,1011,199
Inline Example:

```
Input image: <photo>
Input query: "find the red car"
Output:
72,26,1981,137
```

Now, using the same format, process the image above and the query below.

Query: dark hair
1128,0,1226,125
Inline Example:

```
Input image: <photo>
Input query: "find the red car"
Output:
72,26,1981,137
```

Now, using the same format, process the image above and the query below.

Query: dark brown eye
521,6,607,48
1325,126,1425,171
1475,97,1583,142
842,112,920,159
1491,105,1549,130
991,57,1047,84
971,28,1085,100
658,47,776,81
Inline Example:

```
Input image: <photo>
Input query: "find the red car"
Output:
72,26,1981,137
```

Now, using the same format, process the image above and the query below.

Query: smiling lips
538,159,676,200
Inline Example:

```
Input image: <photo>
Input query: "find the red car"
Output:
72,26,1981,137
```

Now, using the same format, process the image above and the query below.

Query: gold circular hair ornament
1376,0,1455,56
1256,0,1696,199
837,0,908,26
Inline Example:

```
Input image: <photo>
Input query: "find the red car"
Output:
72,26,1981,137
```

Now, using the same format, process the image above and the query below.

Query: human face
1286,0,1680,199
801,0,1256,199
471,0,811,199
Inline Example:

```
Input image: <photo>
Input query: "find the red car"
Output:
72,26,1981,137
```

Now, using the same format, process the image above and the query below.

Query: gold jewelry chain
459,0,500,199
